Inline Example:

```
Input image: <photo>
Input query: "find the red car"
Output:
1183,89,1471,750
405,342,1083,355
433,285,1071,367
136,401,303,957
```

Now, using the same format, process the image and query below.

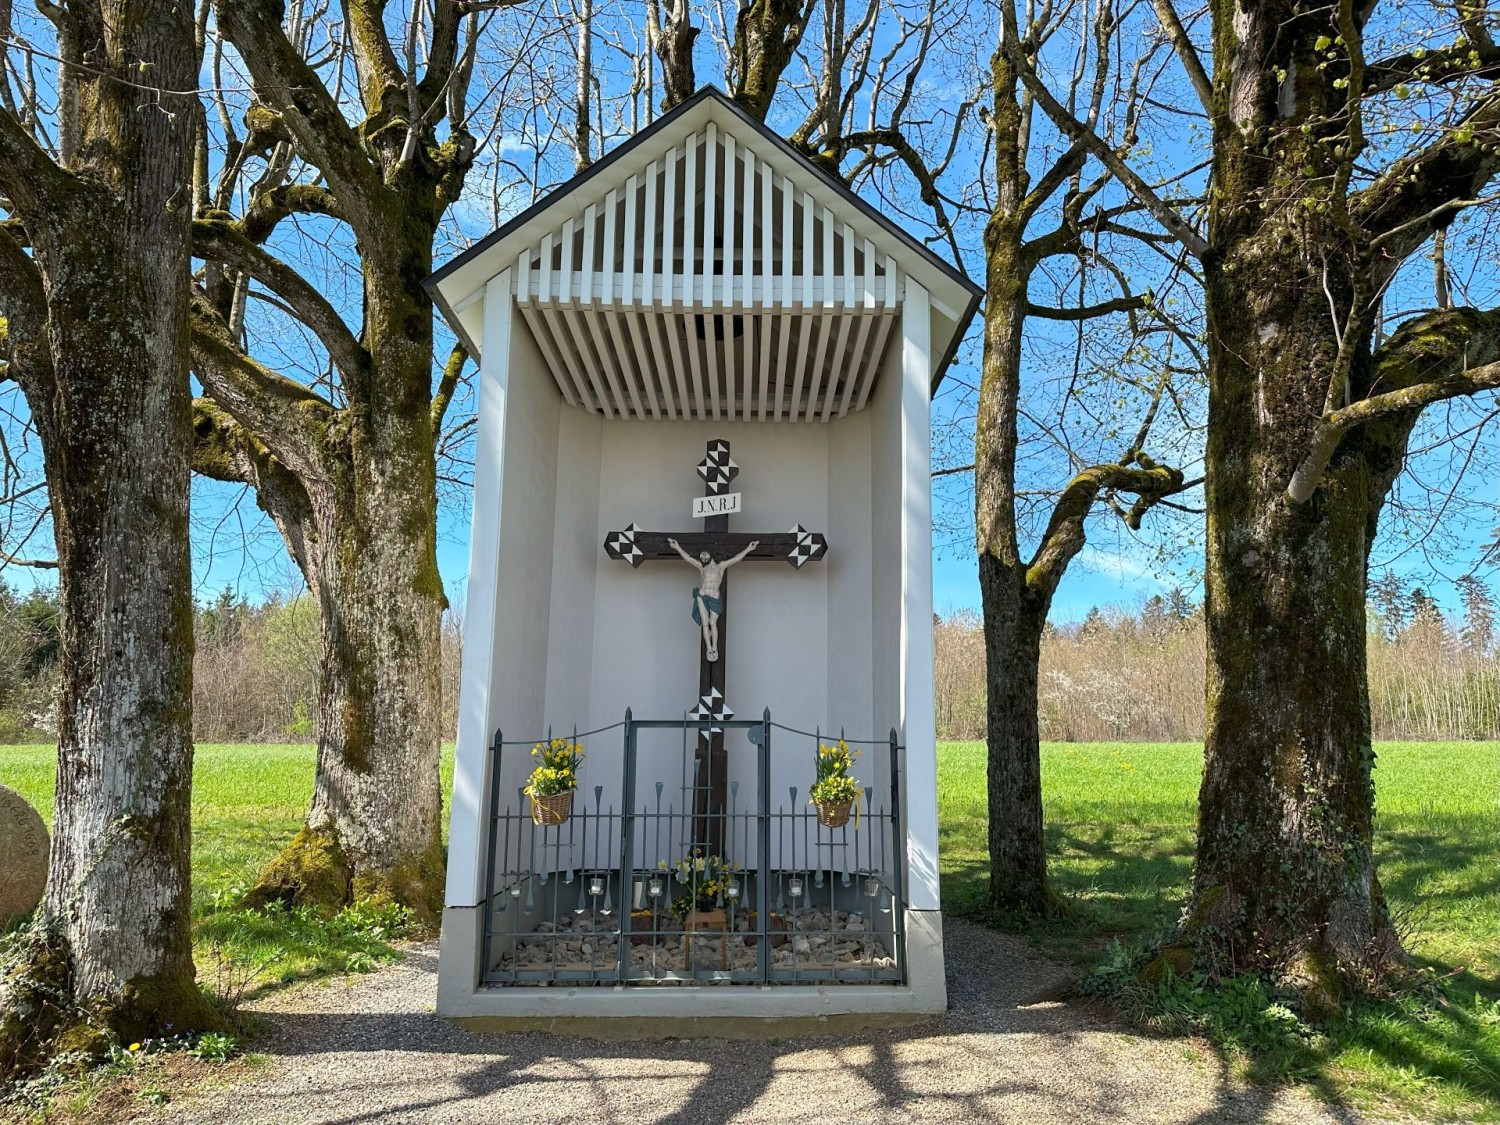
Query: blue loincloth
691,588,724,625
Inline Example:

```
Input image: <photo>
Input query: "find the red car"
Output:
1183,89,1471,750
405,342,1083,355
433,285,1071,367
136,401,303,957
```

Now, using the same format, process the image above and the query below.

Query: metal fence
479,711,907,986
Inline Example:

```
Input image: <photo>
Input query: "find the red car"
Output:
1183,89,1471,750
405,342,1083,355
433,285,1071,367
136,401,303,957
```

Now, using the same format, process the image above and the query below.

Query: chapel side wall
825,407,887,815
899,282,941,913
869,320,905,757
445,275,513,909
543,405,603,728
486,310,563,812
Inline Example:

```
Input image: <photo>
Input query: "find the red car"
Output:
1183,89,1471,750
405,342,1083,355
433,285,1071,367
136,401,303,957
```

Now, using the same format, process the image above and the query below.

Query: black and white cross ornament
690,687,734,734
696,440,739,494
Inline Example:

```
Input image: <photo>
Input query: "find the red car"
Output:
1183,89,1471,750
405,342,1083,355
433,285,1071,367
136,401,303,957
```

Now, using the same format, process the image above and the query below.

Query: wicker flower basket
814,797,854,829
530,789,575,827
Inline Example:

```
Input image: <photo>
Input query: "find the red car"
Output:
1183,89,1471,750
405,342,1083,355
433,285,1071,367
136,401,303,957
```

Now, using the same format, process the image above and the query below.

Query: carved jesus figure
666,538,758,662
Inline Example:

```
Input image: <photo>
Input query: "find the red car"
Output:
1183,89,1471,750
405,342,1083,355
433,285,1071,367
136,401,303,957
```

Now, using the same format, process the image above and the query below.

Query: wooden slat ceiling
507,121,904,422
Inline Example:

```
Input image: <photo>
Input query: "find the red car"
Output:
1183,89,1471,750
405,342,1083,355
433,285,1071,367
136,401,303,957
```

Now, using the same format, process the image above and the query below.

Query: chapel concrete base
436,904,947,1037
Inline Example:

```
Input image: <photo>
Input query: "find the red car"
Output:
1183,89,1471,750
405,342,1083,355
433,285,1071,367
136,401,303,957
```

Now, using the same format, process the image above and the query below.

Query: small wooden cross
603,439,828,854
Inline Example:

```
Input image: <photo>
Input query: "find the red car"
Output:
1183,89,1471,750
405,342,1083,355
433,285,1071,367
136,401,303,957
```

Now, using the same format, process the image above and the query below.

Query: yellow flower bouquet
809,740,861,828
524,738,584,826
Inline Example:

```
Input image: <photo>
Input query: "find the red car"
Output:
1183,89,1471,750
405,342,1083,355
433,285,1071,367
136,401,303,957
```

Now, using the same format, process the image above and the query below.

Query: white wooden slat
517,304,581,409
643,164,657,303
542,304,611,417
702,124,717,309
740,146,754,304
822,312,856,422
722,134,736,308
602,190,618,303
780,176,794,305
558,221,573,301
581,204,597,304
757,313,773,419
884,255,898,306
723,311,738,417
854,310,897,413
862,239,876,308
801,192,814,305
576,305,630,416
842,224,856,306
759,162,772,304
643,303,683,417
774,308,794,419
837,310,875,417
821,208,835,308
704,309,723,418
620,302,662,418
660,308,691,418
452,285,485,315
684,136,698,303
739,152,756,401
517,248,532,303
536,233,552,302
597,304,647,417
663,147,678,298
624,176,639,302
788,309,815,420
682,307,709,421
809,307,838,421
720,141,737,413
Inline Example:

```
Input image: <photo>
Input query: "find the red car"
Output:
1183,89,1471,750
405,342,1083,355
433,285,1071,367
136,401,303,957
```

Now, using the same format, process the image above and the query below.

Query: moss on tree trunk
1183,0,1418,1004
0,0,218,1078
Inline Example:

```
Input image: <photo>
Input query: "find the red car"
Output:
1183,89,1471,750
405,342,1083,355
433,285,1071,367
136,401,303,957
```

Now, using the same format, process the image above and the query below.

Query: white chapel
427,87,981,1031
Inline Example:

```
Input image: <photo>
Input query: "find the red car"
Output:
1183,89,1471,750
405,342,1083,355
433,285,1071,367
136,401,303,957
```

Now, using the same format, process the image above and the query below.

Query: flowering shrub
523,738,584,797
809,739,860,807
659,849,740,916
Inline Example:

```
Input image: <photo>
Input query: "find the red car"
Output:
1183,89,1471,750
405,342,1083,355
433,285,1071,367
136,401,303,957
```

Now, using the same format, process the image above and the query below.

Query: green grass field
2,740,1496,1118
940,740,1500,1121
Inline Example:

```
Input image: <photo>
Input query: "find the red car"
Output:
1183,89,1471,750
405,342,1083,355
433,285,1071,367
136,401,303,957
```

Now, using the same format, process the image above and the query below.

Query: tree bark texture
731,0,813,121
195,0,468,921
1184,0,1460,1001
0,0,213,1075
649,0,698,112
974,191,1058,915
978,556,1052,913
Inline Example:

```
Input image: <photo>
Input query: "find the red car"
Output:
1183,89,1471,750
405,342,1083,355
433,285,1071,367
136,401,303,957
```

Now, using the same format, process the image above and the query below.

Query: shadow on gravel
209,926,1345,1125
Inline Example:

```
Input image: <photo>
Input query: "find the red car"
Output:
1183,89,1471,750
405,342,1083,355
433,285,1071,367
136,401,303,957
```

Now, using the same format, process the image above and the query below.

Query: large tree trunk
979,558,1053,913
974,184,1060,915
0,0,214,1077
1184,0,1406,1009
1190,241,1402,1005
245,245,445,922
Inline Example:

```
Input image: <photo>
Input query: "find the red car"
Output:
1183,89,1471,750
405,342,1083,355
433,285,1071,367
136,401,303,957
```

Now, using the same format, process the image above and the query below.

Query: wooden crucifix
603,439,828,855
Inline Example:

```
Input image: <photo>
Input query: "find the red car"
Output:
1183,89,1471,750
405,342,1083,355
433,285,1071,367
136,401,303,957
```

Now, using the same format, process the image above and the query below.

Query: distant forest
0,584,462,744
934,575,1498,743
0,576,1491,744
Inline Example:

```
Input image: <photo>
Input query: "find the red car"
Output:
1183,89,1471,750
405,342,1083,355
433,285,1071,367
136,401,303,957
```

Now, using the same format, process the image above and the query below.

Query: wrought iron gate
479,711,907,986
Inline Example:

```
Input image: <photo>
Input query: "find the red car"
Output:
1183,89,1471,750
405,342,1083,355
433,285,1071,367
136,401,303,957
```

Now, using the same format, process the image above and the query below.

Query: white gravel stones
496,908,895,976
140,921,1375,1125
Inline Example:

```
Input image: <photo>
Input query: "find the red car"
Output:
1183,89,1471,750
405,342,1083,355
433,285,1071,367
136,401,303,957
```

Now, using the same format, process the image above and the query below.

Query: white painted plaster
445,271,512,907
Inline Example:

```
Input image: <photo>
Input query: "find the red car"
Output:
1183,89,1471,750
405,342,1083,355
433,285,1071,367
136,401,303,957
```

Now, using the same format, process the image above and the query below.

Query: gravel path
145,922,1378,1125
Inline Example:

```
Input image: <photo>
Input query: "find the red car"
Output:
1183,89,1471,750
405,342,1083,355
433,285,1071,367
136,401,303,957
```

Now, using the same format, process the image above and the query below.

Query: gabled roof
426,86,981,396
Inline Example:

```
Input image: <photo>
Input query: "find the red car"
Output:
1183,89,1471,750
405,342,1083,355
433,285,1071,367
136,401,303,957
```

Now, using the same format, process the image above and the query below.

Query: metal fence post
479,728,504,985
888,727,907,981
757,708,772,983
616,710,638,983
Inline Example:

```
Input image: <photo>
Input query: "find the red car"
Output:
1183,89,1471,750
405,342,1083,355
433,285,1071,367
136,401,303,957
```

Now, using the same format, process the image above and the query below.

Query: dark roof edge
931,288,983,398
423,85,982,307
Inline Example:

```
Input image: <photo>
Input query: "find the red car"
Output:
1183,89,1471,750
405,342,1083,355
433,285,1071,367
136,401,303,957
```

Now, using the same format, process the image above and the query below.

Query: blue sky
6,6,1496,622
